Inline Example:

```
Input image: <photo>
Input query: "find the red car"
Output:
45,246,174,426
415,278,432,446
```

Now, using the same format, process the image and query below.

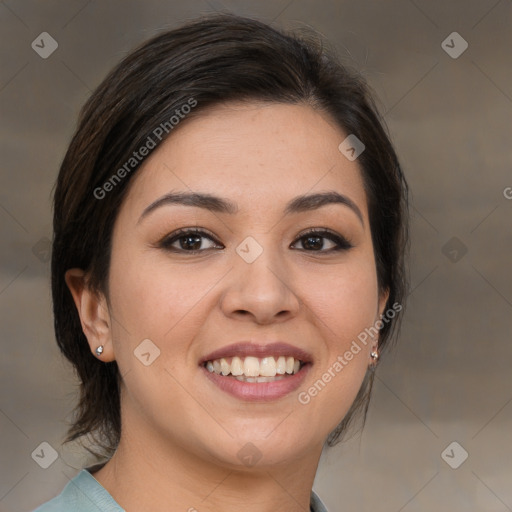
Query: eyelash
158,227,353,254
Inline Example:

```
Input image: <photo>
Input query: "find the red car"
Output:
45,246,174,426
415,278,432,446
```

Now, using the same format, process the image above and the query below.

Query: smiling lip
200,342,313,365
202,364,310,401
200,342,313,402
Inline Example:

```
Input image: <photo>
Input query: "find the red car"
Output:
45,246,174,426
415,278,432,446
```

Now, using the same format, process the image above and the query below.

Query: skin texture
65,101,388,512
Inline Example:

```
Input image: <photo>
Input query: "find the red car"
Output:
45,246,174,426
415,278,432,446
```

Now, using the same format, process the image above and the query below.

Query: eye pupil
303,236,323,250
181,235,202,250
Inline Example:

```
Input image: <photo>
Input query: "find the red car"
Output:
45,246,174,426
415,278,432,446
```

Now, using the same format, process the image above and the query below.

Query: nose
219,242,301,325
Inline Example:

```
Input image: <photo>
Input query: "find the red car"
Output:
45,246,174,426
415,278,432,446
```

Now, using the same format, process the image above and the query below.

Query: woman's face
99,102,387,468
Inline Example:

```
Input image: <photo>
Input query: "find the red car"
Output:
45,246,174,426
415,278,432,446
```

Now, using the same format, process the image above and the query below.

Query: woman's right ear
64,268,115,362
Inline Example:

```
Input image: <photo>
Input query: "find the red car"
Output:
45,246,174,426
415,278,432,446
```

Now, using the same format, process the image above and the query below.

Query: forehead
120,101,368,220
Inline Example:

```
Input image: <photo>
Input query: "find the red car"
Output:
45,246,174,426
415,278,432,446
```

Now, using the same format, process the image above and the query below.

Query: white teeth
256,376,278,383
243,356,260,377
276,356,286,375
260,357,277,377
205,355,303,378
231,356,243,376
235,375,288,383
220,358,230,376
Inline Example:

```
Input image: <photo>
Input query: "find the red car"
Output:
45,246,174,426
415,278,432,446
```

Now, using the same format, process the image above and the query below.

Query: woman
34,12,408,512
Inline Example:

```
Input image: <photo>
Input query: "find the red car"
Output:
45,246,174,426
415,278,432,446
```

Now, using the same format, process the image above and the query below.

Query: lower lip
201,364,311,402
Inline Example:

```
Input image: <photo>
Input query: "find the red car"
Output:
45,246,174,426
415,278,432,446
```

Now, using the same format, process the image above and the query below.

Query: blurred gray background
1,1,511,511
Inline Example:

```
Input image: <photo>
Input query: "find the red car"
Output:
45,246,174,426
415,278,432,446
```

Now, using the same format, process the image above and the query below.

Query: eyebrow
138,190,364,226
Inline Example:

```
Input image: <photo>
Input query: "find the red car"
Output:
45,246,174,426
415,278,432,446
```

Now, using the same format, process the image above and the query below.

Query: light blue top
33,467,328,512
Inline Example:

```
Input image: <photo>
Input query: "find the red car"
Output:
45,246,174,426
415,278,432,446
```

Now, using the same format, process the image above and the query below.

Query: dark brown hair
52,12,408,461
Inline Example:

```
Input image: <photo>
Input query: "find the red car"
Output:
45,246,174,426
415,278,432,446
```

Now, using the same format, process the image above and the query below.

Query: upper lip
200,342,313,365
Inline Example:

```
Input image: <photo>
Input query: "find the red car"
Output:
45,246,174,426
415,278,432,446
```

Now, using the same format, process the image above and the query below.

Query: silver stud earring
95,345,104,357
370,349,379,368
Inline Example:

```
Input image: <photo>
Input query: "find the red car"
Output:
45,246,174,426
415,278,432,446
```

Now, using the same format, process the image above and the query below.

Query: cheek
108,252,212,341
106,252,205,412
295,255,378,426
302,256,379,348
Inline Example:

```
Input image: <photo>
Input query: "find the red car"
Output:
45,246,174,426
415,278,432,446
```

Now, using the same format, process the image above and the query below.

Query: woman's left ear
372,288,390,356
378,288,390,320
64,268,116,362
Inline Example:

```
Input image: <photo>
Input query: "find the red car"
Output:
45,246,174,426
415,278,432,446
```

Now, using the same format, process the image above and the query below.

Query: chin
201,427,320,470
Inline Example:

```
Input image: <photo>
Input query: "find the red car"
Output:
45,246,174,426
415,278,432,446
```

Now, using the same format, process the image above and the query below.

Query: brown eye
177,234,203,251
292,229,353,252
160,229,223,253
301,235,329,251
